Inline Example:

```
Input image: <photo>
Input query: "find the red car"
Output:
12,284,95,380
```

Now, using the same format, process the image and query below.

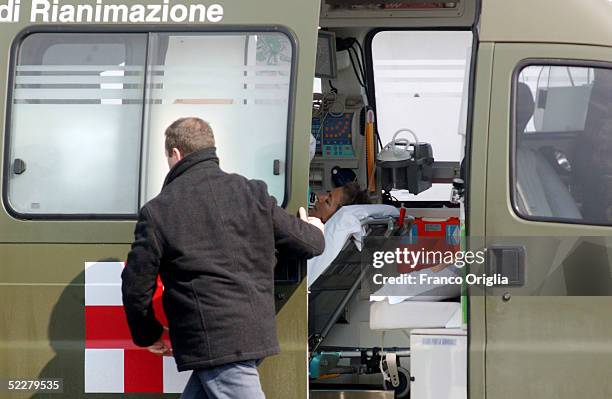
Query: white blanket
307,204,399,288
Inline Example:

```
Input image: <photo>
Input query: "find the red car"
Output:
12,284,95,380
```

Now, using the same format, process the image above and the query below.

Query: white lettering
464,273,509,287
94,0,102,21
207,3,223,23
30,0,50,22
51,0,59,22
25,1,224,24
128,4,145,22
76,4,92,22
161,0,168,21
372,251,385,268
383,251,394,265
475,250,486,265
189,3,205,22
373,273,419,286
0,0,19,22
169,3,187,22
146,4,161,22
419,274,464,286
103,4,128,22
58,4,74,22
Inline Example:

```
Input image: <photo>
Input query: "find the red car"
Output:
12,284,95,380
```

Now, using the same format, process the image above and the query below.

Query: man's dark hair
340,181,371,207
165,117,215,156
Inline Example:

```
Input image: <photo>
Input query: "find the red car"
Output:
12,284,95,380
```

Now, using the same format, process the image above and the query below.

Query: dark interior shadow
274,253,307,313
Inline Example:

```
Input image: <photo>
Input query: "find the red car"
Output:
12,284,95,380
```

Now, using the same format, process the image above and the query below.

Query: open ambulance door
478,34,612,399
0,1,321,398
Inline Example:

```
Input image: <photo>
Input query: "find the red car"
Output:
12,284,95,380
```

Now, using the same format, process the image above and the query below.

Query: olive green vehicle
1,0,612,398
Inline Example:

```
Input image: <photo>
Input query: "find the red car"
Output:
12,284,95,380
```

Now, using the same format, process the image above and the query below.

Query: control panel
312,112,355,158
309,109,364,193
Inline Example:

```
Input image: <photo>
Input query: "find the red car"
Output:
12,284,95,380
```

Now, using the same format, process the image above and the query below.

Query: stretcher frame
308,215,414,393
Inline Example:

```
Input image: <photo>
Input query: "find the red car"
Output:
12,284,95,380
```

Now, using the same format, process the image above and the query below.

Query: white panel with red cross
84,261,191,393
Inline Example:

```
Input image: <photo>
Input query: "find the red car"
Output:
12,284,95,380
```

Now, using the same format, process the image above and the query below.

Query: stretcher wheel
382,366,410,399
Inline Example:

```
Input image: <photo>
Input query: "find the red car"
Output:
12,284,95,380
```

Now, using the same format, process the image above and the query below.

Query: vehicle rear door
483,42,612,399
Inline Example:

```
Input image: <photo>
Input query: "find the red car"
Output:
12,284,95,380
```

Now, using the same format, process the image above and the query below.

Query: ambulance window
5,30,295,218
513,63,612,225
141,32,294,204
371,30,473,201
6,33,146,217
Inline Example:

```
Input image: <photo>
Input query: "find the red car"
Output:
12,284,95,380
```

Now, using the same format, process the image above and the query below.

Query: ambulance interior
307,2,473,398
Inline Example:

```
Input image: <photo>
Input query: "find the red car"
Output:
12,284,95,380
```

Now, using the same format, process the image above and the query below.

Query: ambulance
1,0,611,398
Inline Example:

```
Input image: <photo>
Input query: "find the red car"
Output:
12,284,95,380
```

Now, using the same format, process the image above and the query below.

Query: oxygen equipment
377,129,434,195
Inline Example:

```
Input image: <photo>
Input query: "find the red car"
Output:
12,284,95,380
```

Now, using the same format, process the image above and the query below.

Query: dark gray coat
121,147,324,371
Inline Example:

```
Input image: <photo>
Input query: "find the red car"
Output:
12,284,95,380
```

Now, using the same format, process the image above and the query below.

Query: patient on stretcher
307,192,461,303
308,181,371,222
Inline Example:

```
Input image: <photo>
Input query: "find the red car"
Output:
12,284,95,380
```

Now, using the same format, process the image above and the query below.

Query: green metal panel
0,1,321,397
485,43,612,399
480,0,612,48
0,245,136,398
467,42,494,399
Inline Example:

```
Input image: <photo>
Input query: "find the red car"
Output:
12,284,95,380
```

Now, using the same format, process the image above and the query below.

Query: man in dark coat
121,117,325,399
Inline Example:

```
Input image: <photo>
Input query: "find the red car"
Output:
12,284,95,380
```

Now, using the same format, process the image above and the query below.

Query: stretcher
308,205,407,347
308,205,463,398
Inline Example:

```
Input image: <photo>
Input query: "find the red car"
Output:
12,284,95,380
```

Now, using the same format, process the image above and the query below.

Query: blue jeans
180,360,266,399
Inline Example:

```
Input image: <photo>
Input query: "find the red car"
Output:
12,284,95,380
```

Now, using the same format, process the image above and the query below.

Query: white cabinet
410,328,467,399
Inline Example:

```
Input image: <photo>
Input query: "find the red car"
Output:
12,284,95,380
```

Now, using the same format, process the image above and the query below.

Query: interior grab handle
13,158,26,175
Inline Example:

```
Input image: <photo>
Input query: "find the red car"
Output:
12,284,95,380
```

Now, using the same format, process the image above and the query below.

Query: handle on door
486,245,525,286
13,158,26,175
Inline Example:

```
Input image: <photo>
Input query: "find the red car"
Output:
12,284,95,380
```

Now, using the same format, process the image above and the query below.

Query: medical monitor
315,30,337,79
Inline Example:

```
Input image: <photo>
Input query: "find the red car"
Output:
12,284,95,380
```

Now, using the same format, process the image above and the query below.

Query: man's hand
148,339,173,356
299,207,324,234
148,327,172,356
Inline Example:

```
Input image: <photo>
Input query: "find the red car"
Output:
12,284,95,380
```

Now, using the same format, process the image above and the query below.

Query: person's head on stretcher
309,182,370,223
